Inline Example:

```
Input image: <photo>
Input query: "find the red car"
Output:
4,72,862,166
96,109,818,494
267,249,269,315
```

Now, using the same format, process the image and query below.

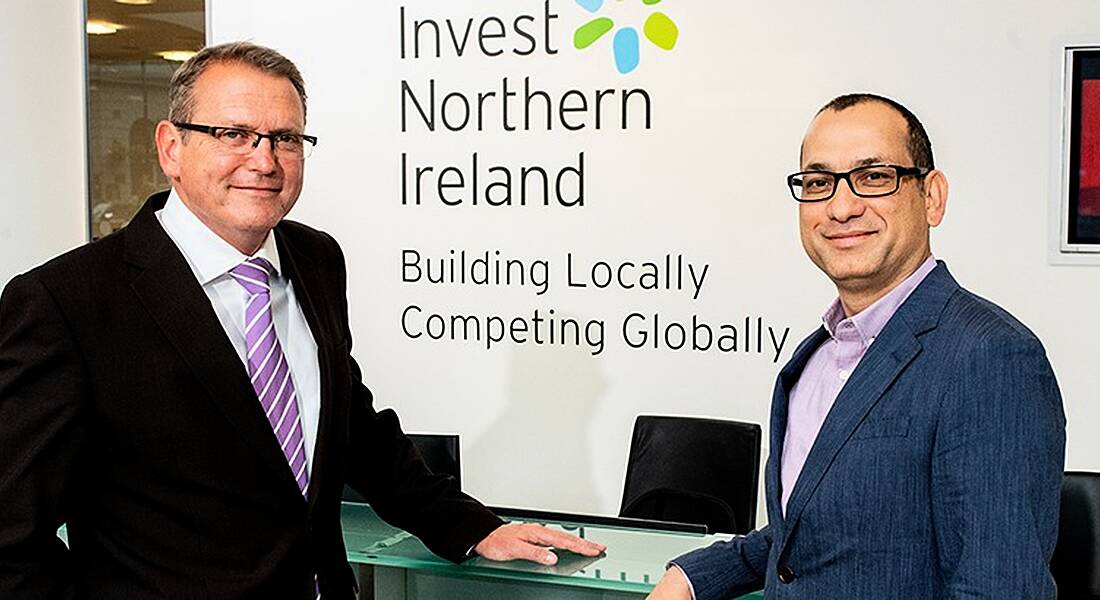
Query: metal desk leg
371,565,407,600
355,564,373,600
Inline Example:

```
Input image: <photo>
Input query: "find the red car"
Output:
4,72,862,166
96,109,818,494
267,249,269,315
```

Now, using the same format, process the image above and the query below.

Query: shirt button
777,565,796,583
838,369,850,381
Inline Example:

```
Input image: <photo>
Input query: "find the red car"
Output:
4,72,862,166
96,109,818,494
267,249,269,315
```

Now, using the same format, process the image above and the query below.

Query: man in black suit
0,42,603,599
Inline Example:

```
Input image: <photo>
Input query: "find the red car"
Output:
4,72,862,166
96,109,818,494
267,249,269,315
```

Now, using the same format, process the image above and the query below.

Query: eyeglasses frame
787,164,931,203
171,122,318,158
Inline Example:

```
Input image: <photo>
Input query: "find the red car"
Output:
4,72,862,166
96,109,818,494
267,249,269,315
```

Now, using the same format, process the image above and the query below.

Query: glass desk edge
341,501,726,595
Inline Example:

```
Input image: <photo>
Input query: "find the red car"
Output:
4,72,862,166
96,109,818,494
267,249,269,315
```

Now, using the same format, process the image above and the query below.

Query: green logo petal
642,0,663,5
574,17,615,49
643,12,678,50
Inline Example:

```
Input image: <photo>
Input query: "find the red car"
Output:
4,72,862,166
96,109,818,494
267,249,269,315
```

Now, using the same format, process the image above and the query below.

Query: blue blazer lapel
777,262,959,546
768,326,830,527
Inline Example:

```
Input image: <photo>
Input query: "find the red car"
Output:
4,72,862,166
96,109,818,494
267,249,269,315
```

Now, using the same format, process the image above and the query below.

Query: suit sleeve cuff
457,513,505,563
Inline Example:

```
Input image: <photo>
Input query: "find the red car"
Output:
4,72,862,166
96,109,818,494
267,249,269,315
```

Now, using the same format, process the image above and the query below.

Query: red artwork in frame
1068,49,1100,245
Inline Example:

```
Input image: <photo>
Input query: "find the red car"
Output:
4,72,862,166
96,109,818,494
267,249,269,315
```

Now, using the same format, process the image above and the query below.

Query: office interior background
2,0,1100,521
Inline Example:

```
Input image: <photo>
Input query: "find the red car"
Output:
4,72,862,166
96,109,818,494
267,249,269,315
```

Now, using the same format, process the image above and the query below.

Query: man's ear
155,120,183,181
923,169,948,227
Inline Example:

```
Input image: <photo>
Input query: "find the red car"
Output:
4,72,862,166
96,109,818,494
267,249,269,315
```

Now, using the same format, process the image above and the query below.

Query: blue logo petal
575,0,604,13
613,27,640,74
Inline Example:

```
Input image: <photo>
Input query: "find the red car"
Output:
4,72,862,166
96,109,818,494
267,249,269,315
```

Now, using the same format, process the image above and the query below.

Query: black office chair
1052,471,1100,599
342,433,461,502
619,415,761,535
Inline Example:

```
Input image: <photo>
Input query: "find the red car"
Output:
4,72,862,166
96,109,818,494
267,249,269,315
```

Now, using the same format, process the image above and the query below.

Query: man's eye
219,129,247,140
857,168,897,188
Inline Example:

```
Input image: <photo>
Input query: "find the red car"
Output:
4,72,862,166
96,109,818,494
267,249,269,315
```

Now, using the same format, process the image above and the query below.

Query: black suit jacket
0,191,503,599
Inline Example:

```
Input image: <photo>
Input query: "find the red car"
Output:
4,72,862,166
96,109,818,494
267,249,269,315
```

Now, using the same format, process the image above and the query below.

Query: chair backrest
619,415,761,535
342,433,461,502
1052,471,1100,599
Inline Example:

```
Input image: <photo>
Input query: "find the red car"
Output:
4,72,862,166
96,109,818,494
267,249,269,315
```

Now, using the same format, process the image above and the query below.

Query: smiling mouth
823,231,877,246
826,231,875,238
231,185,282,193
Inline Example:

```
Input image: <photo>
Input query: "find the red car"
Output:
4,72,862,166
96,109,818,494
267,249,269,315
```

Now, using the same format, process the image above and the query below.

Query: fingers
474,523,607,564
521,525,606,556
475,524,558,565
509,538,560,565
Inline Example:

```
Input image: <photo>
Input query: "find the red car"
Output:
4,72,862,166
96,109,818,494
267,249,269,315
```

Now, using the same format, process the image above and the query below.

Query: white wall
208,0,1100,518
0,2,88,285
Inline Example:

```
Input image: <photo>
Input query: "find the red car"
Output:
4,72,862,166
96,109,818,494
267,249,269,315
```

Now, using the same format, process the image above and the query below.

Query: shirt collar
156,188,283,285
821,255,938,346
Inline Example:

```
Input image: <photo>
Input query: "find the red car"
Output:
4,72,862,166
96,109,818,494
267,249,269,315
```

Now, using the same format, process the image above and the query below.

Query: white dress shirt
155,189,321,476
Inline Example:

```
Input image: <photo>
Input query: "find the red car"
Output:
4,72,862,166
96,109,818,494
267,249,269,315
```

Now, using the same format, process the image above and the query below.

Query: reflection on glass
86,0,204,240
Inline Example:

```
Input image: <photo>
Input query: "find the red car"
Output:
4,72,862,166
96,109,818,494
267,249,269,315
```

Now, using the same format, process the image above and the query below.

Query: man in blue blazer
648,94,1066,599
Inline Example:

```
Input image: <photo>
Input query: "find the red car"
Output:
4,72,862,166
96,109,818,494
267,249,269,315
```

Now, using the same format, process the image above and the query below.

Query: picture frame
1057,45,1100,256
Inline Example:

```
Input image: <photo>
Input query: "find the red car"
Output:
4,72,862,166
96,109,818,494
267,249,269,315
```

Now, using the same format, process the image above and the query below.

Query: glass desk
342,502,764,599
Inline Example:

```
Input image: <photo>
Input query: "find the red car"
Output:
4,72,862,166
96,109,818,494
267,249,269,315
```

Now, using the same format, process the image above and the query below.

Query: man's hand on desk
474,523,606,565
647,566,693,599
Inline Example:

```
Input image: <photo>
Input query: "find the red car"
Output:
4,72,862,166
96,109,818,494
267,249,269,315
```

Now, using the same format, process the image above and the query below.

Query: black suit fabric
0,191,503,599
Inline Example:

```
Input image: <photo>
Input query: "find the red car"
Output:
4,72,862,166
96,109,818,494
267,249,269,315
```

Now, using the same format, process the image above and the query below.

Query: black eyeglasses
173,122,318,159
787,164,930,202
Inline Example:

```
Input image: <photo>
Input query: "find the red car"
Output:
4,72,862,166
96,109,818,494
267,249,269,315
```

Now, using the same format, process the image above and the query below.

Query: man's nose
826,178,865,221
245,136,278,172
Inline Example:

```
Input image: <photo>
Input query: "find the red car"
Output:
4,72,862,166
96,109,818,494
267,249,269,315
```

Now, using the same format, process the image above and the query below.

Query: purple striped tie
229,257,310,497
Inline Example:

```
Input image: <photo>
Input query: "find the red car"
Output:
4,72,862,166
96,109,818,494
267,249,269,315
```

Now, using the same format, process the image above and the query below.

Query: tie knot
230,257,273,295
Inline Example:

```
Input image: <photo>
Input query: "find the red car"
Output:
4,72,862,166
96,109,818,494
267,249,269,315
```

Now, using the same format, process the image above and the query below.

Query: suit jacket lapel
779,323,921,539
778,263,959,547
123,192,307,496
274,227,336,510
769,327,830,528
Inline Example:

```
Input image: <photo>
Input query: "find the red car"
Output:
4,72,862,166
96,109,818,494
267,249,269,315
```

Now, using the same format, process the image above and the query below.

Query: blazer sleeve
0,273,85,599
343,363,504,563
321,234,504,563
932,335,1066,598
668,524,771,600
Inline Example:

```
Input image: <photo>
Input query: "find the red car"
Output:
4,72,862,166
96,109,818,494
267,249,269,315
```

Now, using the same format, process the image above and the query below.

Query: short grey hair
167,41,307,124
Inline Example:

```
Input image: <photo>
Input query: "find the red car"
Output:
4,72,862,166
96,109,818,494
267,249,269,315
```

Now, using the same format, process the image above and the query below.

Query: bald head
801,93,934,171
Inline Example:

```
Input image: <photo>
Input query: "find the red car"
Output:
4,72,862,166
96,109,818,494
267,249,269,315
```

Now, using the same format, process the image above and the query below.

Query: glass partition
86,0,204,239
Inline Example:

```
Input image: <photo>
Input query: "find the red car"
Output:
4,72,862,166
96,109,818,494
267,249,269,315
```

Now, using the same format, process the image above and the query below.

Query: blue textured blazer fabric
673,262,1066,599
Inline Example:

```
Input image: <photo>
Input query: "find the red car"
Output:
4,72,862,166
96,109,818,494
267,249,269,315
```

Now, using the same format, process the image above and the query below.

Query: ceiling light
86,20,123,35
157,50,198,62
115,0,157,4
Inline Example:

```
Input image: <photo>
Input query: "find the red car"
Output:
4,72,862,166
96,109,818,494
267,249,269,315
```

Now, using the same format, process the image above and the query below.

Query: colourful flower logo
573,0,679,75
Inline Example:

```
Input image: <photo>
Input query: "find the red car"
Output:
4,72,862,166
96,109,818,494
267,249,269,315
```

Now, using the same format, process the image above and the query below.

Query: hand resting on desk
474,522,607,565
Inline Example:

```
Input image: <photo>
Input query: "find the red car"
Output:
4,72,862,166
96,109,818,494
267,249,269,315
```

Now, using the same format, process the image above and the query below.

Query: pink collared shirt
779,255,938,514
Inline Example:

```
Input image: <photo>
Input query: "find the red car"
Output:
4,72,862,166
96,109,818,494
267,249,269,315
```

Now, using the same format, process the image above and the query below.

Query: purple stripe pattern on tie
230,257,310,497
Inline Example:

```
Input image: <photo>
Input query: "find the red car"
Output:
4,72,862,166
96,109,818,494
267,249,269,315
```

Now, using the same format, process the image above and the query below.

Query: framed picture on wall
1059,46,1100,254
